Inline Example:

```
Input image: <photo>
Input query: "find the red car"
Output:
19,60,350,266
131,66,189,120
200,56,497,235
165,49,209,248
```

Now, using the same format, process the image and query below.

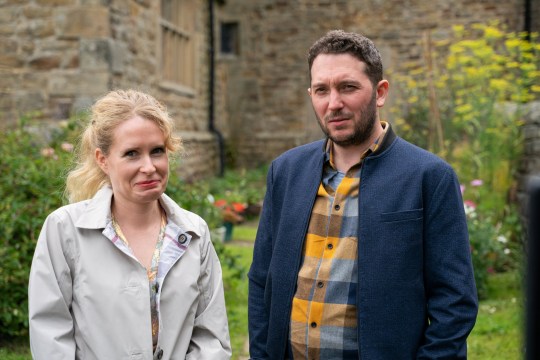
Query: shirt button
327,243,333,250
334,204,340,211
317,281,324,288
310,322,317,328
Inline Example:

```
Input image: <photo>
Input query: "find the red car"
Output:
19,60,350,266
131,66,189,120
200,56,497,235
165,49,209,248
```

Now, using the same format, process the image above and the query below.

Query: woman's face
96,116,169,207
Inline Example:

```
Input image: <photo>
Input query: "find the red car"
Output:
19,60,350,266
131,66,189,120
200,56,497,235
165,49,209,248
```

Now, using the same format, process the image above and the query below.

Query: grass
224,244,252,359
231,221,258,243
0,337,30,360
468,271,524,359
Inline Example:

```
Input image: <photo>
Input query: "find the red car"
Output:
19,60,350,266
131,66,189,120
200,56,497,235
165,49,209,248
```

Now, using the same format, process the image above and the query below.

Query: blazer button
179,234,187,243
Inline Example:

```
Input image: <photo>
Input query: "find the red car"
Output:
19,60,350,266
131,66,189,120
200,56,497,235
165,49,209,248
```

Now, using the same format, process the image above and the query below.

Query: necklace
111,209,166,244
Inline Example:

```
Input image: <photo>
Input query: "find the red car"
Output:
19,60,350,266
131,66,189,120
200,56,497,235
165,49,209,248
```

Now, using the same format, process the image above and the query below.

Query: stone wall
0,0,218,180
215,0,529,167
0,0,111,124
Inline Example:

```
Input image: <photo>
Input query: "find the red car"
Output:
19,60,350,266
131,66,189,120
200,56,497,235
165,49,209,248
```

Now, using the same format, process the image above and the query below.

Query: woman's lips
136,180,160,187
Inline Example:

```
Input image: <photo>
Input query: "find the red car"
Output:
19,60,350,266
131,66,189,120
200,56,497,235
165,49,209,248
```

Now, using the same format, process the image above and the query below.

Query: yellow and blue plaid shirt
290,123,389,359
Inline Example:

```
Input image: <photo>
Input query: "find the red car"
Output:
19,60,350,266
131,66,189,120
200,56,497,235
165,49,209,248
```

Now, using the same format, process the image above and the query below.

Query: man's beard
318,91,378,147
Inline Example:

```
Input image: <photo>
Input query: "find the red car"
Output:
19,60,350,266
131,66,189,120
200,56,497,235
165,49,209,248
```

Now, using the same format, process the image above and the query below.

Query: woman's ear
95,148,108,174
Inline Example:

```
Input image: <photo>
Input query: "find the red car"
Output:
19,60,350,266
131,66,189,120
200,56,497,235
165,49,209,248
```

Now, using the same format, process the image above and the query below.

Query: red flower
214,199,246,224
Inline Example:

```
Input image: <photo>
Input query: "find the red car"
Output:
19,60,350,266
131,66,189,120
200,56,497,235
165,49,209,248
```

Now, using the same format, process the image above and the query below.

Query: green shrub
0,119,74,337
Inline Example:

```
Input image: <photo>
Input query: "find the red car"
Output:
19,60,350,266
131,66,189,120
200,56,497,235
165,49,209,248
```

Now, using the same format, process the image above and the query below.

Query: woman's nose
140,156,156,173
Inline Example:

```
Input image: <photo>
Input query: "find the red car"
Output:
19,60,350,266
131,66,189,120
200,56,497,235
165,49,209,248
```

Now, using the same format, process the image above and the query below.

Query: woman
28,89,231,359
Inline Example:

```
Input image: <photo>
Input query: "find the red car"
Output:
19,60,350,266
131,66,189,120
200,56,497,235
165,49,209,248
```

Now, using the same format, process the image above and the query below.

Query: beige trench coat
28,186,231,360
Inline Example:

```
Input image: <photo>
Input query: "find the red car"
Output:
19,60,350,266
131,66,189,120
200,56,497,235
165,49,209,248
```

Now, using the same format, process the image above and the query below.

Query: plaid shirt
290,123,388,359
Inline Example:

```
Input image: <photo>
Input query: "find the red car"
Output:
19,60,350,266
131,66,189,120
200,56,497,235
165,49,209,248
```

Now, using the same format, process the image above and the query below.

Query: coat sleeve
28,213,76,359
186,225,232,360
417,166,479,359
247,164,274,359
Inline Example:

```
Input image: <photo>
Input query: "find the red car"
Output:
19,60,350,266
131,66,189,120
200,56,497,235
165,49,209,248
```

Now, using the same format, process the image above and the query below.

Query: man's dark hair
307,30,383,86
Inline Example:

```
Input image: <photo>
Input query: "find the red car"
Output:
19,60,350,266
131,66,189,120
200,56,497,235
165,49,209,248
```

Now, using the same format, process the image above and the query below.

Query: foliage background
390,22,538,298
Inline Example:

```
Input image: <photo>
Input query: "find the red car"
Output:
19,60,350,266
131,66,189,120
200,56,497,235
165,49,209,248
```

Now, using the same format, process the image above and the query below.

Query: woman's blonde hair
65,89,182,203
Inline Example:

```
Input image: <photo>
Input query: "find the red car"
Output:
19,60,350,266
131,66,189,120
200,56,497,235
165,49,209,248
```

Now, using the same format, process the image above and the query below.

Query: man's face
309,53,386,147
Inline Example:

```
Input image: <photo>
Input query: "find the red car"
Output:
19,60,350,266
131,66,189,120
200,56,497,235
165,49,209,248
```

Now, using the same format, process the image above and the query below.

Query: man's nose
328,90,343,110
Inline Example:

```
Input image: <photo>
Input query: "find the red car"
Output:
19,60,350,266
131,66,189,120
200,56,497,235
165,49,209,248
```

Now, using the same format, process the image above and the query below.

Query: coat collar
74,186,202,237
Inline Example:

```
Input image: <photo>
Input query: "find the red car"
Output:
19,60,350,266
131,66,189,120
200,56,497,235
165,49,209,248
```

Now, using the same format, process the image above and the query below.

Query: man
248,30,478,359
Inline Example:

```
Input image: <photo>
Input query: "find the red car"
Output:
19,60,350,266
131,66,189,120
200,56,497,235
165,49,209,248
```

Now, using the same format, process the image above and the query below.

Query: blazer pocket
380,208,423,223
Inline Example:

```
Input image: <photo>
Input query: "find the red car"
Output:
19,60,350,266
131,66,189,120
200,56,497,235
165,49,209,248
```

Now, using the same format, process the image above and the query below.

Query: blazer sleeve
28,213,76,359
418,166,479,359
247,163,275,359
187,225,232,360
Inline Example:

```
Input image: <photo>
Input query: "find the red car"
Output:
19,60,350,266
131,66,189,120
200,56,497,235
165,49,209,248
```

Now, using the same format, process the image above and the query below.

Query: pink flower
464,200,477,209
460,185,466,195
40,147,55,158
470,179,483,187
61,142,74,152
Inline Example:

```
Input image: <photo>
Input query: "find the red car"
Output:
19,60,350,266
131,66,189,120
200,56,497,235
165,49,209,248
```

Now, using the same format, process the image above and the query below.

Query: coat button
178,234,187,243
327,243,333,250
334,204,340,211
317,281,324,288
310,322,317,328
157,349,163,359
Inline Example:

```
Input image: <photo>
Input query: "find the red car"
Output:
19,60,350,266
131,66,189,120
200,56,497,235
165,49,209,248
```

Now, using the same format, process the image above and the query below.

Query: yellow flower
531,85,540,93
456,103,473,115
453,25,465,35
520,63,536,72
489,79,509,92
506,62,519,69
408,96,419,104
505,38,521,49
484,26,503,39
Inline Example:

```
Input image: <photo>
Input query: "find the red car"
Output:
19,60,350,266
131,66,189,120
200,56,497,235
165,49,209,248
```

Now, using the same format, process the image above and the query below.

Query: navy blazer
248,126,478,359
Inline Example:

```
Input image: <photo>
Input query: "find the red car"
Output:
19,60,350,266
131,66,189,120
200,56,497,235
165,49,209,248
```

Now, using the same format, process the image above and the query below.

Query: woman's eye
124,150,137,157
152,147,166,155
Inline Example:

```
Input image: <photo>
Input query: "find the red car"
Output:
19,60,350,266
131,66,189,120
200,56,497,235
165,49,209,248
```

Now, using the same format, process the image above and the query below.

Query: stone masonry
0,0,217,180
215,0,534,168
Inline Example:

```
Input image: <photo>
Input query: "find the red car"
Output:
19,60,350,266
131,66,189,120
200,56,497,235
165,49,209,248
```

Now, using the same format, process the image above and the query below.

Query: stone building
1,0,219,179
1,0,539,178
214,0,539,168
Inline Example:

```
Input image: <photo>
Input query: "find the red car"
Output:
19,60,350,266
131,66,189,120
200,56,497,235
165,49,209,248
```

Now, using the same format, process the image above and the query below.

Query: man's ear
375,80,389,107
307,87,312,97
95,148,108,174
